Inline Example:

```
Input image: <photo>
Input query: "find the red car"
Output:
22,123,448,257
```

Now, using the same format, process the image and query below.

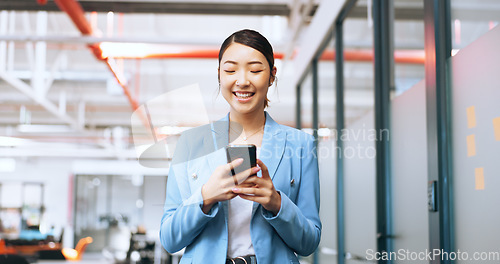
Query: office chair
61,236,93,261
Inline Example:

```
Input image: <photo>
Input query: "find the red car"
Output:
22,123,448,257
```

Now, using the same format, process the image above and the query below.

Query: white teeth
235,92,253,98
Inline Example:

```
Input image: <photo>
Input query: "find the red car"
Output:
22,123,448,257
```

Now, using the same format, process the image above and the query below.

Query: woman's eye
224,70,235,73
251,70,263,73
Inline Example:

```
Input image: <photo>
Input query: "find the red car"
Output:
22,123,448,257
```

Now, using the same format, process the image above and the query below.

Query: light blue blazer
160,112,321,264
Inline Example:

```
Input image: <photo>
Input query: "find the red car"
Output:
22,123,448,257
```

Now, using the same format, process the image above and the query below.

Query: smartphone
225,144,257,176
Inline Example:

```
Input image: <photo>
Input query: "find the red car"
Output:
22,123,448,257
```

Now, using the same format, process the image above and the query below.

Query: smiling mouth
233,92,255,99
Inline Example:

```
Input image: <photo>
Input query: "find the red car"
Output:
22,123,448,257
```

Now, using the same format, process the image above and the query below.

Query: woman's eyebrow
223,60,265,66
248,61,264,65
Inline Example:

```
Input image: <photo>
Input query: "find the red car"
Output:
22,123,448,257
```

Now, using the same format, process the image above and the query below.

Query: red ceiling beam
51,0,141,111
49,0,153,136
53,0,92,35
97,43,424,64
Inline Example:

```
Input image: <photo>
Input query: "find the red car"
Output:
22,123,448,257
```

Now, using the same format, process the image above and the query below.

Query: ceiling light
0,136,30,147
99,42,210,59
17,124,74,133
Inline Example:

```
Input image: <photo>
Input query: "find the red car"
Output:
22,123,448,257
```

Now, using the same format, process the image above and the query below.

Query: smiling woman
159,29,321,264
218,30,276,108
219,42,275,117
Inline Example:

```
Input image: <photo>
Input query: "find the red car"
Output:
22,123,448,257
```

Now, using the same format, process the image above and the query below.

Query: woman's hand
232,159,282,215
201,158,260,214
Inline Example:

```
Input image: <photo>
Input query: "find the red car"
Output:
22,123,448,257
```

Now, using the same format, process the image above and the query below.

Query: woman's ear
270,66,277,85
217,67,220,83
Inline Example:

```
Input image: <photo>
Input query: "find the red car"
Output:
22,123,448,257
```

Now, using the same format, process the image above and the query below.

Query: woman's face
219,43,276,116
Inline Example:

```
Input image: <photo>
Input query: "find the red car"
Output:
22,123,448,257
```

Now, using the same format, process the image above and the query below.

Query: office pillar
424,0,454,263
373,0,394,262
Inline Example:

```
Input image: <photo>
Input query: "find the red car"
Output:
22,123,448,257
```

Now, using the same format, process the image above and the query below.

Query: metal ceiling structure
0,0,433,160
0,1,292,160
0,0,293,16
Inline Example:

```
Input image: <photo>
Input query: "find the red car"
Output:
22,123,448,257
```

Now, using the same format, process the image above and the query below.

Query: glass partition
391,2,429,261
343,110,376,262
317,36,337,264
451,0,500,50
394,18,425,97
390,80,429,262
343,6,377,261
450,22,500,263
299,70,313,129
451,2,500,263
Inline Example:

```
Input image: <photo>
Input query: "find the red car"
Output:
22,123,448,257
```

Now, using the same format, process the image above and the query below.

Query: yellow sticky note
466,106,477,128
493,117,500,141
466,134,476,157
475,167,484,190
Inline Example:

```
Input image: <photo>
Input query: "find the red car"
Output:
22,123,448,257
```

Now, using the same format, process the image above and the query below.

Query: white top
226,147,260,258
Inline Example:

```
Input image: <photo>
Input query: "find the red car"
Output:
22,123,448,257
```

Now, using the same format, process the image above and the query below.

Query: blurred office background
0,0,499,263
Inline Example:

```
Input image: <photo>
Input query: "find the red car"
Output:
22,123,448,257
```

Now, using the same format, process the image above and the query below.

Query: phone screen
225,144,257,176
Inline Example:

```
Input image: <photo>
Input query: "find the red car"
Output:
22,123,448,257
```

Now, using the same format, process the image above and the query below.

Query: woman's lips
233,92,255,102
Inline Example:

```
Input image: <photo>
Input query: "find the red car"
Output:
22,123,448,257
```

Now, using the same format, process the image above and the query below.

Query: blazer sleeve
159,134,220,254
261,134,321,256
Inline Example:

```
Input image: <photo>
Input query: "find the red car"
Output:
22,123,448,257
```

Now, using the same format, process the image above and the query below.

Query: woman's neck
229,110,266,132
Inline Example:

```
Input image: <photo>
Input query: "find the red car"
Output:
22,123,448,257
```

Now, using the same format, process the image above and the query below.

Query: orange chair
61,236,93,261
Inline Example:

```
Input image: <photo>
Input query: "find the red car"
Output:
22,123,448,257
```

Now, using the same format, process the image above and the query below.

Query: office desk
13,243,62,256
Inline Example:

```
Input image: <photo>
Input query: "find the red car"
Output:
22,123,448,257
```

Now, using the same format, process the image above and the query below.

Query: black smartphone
225,144,257,176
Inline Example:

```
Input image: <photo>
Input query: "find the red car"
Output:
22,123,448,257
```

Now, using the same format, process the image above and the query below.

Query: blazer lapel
252,112,285,215
205,114,230,173
260,112,286,180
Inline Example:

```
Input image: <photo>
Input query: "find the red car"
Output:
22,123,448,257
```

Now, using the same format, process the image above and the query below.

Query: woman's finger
237,181,257,188
237,193,259,202
256,159,270,179
239,175,265,187
232,186,258,195
224,191,238,200
237,194,273,209
233,166,260,185
226,158,244,174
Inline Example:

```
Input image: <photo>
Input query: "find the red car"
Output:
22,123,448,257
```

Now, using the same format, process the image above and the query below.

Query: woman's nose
235,74,250,87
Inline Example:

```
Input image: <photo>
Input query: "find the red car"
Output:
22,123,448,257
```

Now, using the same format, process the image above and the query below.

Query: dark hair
218,29,276,107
